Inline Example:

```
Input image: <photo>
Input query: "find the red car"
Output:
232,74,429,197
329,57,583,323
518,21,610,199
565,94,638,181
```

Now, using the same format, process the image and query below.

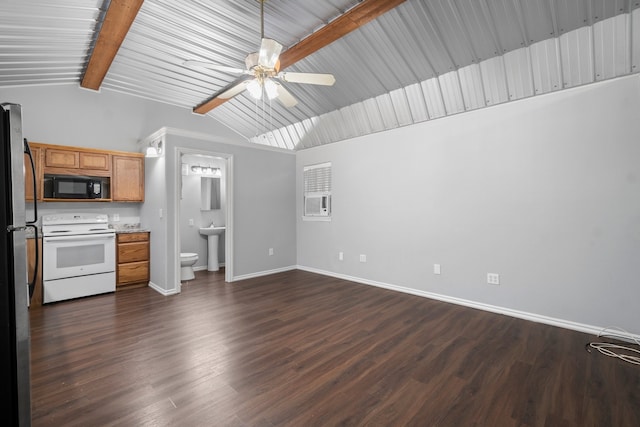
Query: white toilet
180,252,198,281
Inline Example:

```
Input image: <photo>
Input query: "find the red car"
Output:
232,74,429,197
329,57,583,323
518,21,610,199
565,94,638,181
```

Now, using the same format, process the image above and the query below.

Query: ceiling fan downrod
260,0,265,39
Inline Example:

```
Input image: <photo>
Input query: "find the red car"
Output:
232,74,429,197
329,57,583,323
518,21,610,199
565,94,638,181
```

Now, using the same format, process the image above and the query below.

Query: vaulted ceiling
2,0,639,150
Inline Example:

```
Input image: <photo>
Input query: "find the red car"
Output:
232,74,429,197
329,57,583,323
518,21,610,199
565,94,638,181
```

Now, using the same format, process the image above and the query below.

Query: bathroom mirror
200,177,221,210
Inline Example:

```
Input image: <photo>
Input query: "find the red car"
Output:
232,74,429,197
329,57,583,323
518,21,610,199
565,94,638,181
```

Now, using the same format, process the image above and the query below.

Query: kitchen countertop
114,228,150,234
110,223,149,234
25,223,150,237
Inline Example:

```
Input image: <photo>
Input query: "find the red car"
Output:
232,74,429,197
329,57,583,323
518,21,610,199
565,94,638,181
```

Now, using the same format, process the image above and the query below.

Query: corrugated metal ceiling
1,0,639,150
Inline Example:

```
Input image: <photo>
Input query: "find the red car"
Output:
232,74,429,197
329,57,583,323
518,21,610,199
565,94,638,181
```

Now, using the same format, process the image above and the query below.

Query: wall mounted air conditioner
304,194,331,217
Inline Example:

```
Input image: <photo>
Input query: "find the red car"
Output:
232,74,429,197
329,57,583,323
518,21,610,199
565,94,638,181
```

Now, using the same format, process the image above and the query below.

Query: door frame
173,146,234,292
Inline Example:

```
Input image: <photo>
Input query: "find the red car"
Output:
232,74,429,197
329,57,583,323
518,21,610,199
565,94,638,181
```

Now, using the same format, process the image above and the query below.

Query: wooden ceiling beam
81,0,145,90
193,0,407,115
279,0,407,69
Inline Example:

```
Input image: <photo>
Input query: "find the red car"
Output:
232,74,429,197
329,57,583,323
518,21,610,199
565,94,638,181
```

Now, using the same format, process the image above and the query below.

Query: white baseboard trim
233,265,297,282
194,263,226,272
148,281,179,296
296,265,637,339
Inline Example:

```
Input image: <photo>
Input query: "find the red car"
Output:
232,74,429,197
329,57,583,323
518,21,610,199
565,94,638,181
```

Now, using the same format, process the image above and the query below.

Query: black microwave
43,175,105,199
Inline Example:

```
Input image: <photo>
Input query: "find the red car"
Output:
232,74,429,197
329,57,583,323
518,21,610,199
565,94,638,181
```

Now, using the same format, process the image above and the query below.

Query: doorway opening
174,147,233,292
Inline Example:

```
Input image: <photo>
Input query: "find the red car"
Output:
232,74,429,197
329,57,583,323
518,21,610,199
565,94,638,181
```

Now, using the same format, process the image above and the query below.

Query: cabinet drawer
118,241,149,263
117,232,149,243
117,261,149,285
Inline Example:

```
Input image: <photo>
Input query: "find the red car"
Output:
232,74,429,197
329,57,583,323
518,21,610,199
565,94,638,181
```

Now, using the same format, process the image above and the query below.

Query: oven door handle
44,234,115,243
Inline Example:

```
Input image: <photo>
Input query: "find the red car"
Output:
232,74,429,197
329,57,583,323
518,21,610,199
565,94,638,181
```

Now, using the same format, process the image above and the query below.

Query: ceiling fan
184,0,336,108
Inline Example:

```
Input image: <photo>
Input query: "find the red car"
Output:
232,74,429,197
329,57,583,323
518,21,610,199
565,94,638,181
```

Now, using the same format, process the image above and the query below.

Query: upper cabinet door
45,148,79,168
112,155,144,202
79,152,110,171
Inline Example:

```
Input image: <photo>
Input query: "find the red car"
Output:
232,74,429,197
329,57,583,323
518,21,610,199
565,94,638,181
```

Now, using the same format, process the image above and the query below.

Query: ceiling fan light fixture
247,79,262,99
245,52,259,70
264,79,278,100
258,38,282,69
189,0,336,115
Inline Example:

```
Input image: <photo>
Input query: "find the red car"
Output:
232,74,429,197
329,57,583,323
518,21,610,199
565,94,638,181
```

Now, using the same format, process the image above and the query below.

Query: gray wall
0,84,242,152
140,155,167,292
296,75,640,335
155,131,296,293
3,84,297,293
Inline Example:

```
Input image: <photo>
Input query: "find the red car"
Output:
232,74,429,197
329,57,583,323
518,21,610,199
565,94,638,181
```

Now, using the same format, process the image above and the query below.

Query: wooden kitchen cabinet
25,142,145,203
45,147,110,171
25,145,42,201
45,147,79,169
42,144,111,177
79,151,110,171
116,232,150,289
112,155,145,202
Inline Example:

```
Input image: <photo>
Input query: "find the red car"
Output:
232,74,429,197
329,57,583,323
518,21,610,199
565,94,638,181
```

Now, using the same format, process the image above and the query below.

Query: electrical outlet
359,254,367,263
487,273,500,285
338,252,344,261
188,218,194,226
112,213,120,222
434,264,441,275
268,248,274,256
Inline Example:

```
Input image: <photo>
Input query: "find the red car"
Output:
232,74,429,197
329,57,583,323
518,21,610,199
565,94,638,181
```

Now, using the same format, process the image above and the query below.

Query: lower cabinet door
117,261,150,285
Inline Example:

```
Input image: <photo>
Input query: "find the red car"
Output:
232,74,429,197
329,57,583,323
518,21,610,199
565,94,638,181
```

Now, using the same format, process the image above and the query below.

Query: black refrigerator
1,102,36,426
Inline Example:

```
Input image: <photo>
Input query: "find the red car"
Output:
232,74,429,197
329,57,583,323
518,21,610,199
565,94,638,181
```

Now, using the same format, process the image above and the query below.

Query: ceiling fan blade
278,72,336,86
273,81,298,108
258,38,283,69
183,60,247,75
217,79,253,99
193,76,255,114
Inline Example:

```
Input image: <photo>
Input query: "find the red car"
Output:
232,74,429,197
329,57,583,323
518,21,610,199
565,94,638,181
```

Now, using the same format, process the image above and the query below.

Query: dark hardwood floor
29,270,639,426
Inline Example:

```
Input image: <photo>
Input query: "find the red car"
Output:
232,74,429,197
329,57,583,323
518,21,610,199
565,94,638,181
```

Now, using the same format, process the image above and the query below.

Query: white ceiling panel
633,8,640,72
504,48,535,100
389,87,413,128
593,13,632,81
458,63,486,111
1,0,640,150
530,38,562,95
348,102,374,136
439,71,465,114
422,78,447,120
375,94,398,130
404,82,430,124
0,0,104,87
361,98,386,134
560,26,595,88
484,0,527,52
480,56,509,106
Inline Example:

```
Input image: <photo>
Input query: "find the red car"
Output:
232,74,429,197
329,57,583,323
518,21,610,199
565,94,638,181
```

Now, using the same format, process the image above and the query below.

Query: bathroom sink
199,227,225,272
199,226,225,236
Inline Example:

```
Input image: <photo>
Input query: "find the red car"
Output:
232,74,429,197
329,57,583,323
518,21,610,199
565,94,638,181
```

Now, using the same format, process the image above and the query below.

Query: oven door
43,233,116,281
